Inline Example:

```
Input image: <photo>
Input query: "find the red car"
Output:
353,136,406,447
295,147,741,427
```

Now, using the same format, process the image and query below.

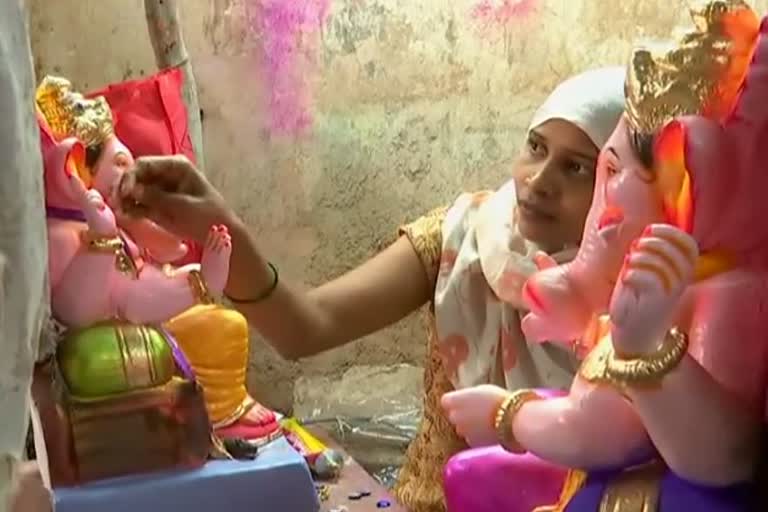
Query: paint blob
246,0,331,137
471,0,539,31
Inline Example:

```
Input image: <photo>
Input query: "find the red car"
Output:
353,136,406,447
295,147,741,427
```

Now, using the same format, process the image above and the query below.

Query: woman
441,2,768,510
117,67,624,511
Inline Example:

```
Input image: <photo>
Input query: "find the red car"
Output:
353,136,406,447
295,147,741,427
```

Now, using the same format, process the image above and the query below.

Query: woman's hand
610,223,697,355
116,155,238,244
441,385,510,447
7,462,52,512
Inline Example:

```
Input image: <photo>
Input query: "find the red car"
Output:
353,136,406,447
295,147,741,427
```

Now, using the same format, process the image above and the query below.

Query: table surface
310,428,407,512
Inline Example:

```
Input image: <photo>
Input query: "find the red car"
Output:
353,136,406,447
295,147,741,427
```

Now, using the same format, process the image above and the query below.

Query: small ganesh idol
441,1,768,511
34,76,281,484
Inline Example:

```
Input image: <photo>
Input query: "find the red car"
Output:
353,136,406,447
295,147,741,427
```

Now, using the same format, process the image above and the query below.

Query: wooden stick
143,0,206,172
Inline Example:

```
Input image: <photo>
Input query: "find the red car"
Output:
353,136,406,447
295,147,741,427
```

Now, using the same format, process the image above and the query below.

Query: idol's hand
610,223,697,355
441,385,510,447
521,253,592,346
68,171,118,236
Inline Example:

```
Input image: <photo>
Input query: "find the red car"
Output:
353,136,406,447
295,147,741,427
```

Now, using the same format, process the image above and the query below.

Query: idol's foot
215,401,281,444
200,225,232,296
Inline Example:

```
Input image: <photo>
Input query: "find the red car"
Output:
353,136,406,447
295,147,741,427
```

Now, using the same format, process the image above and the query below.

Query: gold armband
81,231,138,277
81,231,123,252
579,327,689,391
493,389,541,453
188,269,214,305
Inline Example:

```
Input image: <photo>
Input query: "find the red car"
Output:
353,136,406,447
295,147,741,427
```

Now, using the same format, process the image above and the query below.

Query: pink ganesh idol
35,76,281,457
441,1,768,510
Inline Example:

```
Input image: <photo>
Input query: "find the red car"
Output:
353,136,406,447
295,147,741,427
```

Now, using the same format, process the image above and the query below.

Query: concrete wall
28,0,768,411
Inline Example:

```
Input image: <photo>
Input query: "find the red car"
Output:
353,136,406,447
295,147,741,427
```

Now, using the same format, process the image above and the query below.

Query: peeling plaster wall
27,0,768,411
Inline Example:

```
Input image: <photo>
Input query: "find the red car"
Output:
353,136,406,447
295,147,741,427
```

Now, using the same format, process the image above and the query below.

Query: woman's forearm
222,216,431,360
223,216,335,359
626,354,762,485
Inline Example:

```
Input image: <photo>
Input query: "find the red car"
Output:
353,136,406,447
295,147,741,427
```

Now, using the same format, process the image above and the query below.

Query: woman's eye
527,138,545,156
565,161,587,175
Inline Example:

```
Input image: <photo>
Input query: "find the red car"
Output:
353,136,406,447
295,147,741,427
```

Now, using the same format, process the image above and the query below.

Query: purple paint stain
246,0,331,137
471,0,538,31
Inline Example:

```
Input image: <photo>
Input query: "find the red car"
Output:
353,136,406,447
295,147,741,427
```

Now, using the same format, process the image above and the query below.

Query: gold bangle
188,269,214,305
579,327,689,391
493,389,541,453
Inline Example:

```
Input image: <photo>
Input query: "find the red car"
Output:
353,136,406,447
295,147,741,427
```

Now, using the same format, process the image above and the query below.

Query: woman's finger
133,155,191,181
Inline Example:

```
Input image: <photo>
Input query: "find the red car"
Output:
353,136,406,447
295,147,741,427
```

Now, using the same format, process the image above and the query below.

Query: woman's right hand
117,155,238,243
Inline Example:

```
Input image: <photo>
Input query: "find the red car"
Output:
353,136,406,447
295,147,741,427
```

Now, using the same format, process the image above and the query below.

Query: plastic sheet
293,365,423,488
300,412,420,488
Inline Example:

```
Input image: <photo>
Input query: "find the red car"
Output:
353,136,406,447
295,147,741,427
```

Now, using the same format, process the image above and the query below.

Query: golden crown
625,0,759,135
35,75,114,148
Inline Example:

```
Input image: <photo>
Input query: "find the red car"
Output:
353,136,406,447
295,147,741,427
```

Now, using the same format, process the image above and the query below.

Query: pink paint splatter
246,0,331,137
471,0,538,30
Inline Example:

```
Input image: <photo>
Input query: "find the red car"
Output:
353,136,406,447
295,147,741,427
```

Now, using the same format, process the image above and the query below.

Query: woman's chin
518,220,557,252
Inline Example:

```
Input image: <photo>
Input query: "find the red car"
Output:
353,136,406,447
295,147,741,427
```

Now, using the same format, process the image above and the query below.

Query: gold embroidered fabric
393,315,468,512
394,206,466,512
532,469,588,512
598,461,664,512
398,206,448,293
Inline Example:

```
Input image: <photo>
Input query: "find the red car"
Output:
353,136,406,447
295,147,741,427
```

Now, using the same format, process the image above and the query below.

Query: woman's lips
518,200,556,222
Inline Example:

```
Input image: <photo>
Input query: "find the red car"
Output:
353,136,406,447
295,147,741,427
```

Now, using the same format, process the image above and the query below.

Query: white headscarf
434,67,625,390
530,66,625,149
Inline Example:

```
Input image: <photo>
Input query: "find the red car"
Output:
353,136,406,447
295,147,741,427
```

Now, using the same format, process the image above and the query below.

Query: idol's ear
654,120,693,233
42,136,89,210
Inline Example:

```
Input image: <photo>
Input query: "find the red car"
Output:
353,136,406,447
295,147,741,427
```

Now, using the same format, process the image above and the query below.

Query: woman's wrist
222,215,276,301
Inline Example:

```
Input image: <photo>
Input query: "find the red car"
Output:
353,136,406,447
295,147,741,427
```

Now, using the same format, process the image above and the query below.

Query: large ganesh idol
35,76,281,482
442,1,768,511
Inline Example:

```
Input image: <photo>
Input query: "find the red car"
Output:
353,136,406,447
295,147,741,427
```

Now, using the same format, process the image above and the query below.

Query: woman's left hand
610,223,697,355
7,462,52,512
441,385,510,447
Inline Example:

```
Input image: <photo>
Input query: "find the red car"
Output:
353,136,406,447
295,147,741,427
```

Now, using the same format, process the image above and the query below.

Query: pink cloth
443,388,569,512
444,447,567,512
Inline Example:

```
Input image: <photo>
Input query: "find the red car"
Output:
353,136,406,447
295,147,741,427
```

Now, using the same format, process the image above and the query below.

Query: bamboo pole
143,0,206,172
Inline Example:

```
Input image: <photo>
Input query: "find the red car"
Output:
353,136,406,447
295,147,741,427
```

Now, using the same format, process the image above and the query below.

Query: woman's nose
526,163,559,199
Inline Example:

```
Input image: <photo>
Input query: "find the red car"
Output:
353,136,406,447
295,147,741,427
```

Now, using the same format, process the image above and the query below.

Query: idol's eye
115,153,130,168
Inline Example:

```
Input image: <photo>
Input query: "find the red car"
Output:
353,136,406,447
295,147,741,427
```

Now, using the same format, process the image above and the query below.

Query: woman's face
512,119,599,253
